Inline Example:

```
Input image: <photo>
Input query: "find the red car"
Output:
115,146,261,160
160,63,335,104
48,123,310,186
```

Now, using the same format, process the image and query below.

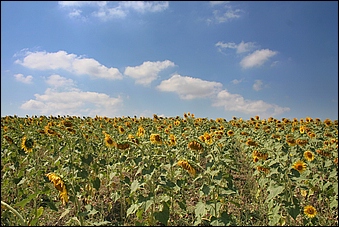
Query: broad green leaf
201,184,210,195
267,185,285,201
154,202,169,226
195,201,207,218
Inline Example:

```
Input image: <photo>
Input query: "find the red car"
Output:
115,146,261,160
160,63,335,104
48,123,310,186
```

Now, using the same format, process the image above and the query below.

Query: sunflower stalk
1,201,27,226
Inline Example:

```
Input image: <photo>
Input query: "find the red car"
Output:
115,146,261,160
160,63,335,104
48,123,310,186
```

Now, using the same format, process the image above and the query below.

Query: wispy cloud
13,73,33,84
252,79,263,91
124,60,175,86
240,49,278,69
216,41,257,54
157,74,223,100
208,1,243,24
58,1,169,21
231,78,244,84
20,74,123,117
212,89,290,117
15,50,123,80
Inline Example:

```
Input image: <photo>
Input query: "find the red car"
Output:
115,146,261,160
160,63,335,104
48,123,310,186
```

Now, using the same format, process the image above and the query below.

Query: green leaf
267,185,285,201
195,201,207,218
201,184,210,195
127,204,139,217
14,193,38,208
92,177,101,191
154,202,169,226
287,205,300,220
130,179,140,194
59,208,70,220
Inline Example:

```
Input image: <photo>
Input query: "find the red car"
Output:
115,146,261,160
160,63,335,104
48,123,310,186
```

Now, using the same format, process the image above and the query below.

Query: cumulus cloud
157,74,223,100
124,60,175,86
15,50,123,80
240,49,278,69
231,79,244,84
253,80,263,91
20,75,123,117
58,1,169,21
45,74,76,89
212,89,290,117
13,73,33,84
215,41,257,54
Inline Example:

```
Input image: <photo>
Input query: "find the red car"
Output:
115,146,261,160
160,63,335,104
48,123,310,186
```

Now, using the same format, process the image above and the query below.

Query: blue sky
1,1,338,120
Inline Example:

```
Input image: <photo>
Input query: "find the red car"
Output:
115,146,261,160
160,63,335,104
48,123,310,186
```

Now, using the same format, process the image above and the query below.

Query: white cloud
120,1,169,13
209,2,243,24
216,41,257,54
212,89,290,117
124,60,175,86
20,74,123,117
15,50,123,80
45,74,76,89
58,1,169,21
253,80,263,91
231,79,243,84
240,49,278,69
13,73,33,84
157,74,223,100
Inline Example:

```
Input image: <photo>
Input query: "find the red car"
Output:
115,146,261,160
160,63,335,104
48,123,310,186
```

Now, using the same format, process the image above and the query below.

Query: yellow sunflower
177,160,196,176
46,173,68,205
104,134,116,148
21,136,34,153
187,140,203,151
292,160,307,173
227,130,235,136
150,133,162,145
304,205,317,219
304,151,315,162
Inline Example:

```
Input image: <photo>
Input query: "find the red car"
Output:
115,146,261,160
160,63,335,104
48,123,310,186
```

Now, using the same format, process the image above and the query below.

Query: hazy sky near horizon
1,1,338,120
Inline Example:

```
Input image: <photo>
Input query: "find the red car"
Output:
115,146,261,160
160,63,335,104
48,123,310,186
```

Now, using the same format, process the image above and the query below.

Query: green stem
1,201,26,226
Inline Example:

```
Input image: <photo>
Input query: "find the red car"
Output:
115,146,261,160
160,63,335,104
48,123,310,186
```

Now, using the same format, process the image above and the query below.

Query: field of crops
1,113,338,226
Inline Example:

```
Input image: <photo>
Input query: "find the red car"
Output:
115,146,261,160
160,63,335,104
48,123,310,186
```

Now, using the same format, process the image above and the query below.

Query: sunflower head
304,205,317,219
304,151,315,162
292,160,307,173
21,136,34,153
104,134,116,148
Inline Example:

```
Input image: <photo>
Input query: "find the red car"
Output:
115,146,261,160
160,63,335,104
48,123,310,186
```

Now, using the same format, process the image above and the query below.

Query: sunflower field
1,114,338,226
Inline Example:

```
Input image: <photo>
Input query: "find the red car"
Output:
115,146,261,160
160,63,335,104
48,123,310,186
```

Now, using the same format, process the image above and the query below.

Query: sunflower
296,139,308,146
46,173,68,205
304,151,315,162
168,134,176,146
104,134,116,148
292,160,307,173
118,126,125,134
177,160,196,176
115,142,130,150
21,136,34,153
3,135,13,144
304,205,317,219
256,166,270,174
227,130,235,136
187,140,203,151
150,134,162,145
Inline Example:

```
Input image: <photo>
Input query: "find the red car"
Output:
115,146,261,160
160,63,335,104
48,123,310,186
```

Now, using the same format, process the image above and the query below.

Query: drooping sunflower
46,173,68,205
304,205,317,219
304,151,315,162
296,139,308,146
292,160,307,173
256,166,270,174
187,140,203,151
177,160,196,176
21,136,34,153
